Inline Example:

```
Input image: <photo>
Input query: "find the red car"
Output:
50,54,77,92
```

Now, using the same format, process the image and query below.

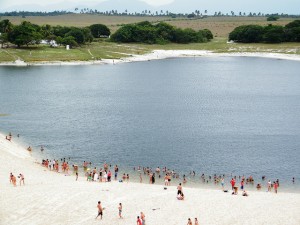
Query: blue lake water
0,57,300,191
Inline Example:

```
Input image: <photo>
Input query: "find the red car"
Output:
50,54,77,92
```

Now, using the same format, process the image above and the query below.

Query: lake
0,56,299,191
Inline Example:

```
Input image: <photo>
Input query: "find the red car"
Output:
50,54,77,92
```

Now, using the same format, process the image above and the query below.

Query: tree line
0,19,110,47
1,10,299,19
111,21,213,44
0,19,212,47
229,20,300,43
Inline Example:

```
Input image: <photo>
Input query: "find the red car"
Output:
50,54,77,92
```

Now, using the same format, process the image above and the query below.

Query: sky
1,0,173,6
1,0,300,14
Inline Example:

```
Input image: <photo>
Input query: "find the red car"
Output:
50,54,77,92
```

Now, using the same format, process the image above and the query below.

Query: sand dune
0,133,299,225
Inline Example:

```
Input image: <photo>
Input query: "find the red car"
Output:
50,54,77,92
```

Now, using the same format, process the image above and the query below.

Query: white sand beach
1,50,300,67
0,133,300,225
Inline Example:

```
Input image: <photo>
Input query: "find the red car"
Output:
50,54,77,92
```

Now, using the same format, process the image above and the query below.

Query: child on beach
177,193,184,200
242,190,248,196
118,203,123,219
187,218,192,225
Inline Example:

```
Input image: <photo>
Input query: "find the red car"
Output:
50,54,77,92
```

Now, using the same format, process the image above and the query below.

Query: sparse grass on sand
1,38,299,63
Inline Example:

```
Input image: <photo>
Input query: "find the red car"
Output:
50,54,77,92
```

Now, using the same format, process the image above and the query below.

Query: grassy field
0,15,299,62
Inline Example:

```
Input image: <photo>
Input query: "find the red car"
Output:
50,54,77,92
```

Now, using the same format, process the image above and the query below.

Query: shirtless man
96,201,103,219
177,183,183,195
187,218,193,225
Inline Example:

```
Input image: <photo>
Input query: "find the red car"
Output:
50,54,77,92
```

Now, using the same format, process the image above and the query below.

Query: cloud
140,0,174,6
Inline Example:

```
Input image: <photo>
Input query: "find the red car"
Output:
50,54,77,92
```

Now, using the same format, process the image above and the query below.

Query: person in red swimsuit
230,178,236,190
137,216,142,225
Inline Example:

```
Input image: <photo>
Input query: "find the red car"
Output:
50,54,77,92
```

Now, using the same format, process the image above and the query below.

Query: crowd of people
4,132,297,225
4,132,292,196
38,155,287,196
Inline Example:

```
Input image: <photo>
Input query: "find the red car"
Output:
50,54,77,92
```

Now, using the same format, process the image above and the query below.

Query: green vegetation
0,19,108,48
111,21,213,44
89,24,111,38
229,20,300,43
267,15,280,21
8,21,43,47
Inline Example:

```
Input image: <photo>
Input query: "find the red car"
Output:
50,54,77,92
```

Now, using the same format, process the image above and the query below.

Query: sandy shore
0,133,300,225
1,50,300,67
